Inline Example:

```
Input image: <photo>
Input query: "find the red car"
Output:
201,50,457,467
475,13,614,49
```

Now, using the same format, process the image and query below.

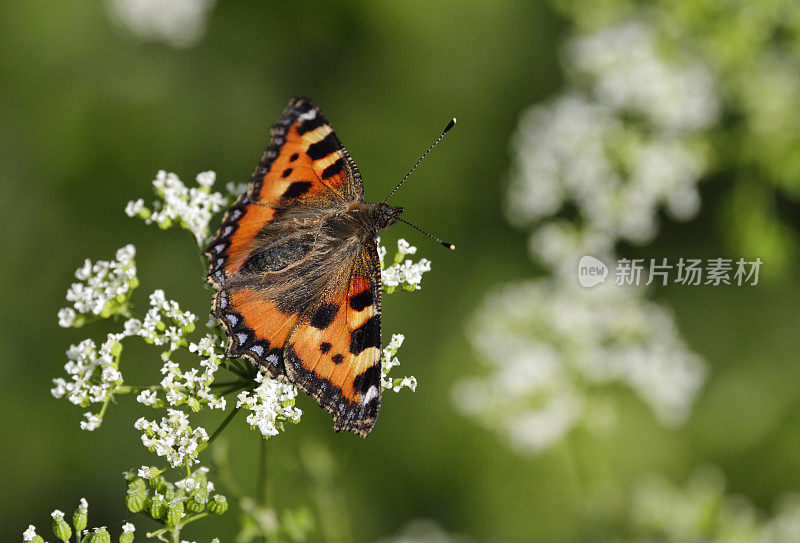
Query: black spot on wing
296,115,325,135
321,158,344,179
282,181,312,199
349,289,373,311
332,354,344,365
289,153,299,162
310,303,339,330
353,365,380,395
320,342,332,354
350,315,381,355
307,133,339,160
281,168,293,178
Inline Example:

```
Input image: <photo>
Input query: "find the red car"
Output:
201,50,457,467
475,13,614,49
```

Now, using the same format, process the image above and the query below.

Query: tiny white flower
23,525,37,542
125,199,145,217
80,412,102,431
57,307,76,328
136,389,158,406
50,510,64,521
122,522,135,534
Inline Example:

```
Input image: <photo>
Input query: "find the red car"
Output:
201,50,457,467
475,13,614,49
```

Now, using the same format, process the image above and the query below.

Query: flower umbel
127,170,227,246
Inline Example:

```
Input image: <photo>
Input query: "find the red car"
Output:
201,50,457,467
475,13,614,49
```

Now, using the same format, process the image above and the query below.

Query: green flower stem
147,512,209,541
115,385,161,394
199,405,242,452
97,392,113,421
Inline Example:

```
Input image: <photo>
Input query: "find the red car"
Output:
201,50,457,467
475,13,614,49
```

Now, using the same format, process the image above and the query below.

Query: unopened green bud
110,341,123,357
186,495,206,513
100,301,115,318
72,498,88,532
125,494,146,514
119,523,135,543
51,510,71,542
165,499,184,528
128,478,147,494
28,536,45,543
157,218,172,229
149,494,167,520
52,521,71,542
86,527,111,543
209,494,228,515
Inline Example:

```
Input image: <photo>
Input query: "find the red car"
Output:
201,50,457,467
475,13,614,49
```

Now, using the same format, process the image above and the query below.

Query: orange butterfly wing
206,96,363,284
284,241,383,436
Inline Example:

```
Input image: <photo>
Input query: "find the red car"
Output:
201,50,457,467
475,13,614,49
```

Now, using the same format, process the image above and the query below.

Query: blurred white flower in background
569,22,720,133
105,0,217,48
627,467,800,542
453,281,705,453
378,519,470,543
507,21,718,263
455,17,714,455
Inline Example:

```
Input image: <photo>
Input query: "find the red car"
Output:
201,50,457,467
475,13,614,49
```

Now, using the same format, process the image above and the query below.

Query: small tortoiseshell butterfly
205,97,454,436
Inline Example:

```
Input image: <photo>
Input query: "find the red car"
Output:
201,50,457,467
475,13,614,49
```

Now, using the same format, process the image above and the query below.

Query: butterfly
204,97,454,437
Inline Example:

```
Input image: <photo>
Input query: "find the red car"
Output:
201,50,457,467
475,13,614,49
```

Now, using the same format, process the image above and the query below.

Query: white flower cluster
134,409,209,467
381,334,417,393
236,373,302,437
380,238,432,292
58,245,137,326
629,466,800,542
135,289,197,349
137,334,227,411
126,170,227,246
507,21,719,258
452,280,706,454
104,0,217,48
53,269,214,430
50,333,126,431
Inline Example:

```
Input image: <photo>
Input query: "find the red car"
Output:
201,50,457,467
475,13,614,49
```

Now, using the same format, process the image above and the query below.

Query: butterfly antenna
383,117,457,204
397,218,455,250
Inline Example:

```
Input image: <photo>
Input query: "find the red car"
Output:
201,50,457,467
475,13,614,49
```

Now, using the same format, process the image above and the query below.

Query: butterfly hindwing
284,240,383,436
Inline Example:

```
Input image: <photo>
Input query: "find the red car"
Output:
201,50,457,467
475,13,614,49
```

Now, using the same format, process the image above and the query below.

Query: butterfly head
374,202,404,231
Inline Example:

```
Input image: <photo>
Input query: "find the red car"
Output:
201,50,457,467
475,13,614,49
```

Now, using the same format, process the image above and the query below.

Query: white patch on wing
362,385,378,405
298,109,317,121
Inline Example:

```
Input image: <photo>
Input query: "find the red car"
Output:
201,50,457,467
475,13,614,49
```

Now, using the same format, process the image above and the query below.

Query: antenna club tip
449,243,456,251
444,118,456,133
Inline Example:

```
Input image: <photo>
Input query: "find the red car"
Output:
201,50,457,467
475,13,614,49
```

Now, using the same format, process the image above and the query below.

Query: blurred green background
2,1,800,542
